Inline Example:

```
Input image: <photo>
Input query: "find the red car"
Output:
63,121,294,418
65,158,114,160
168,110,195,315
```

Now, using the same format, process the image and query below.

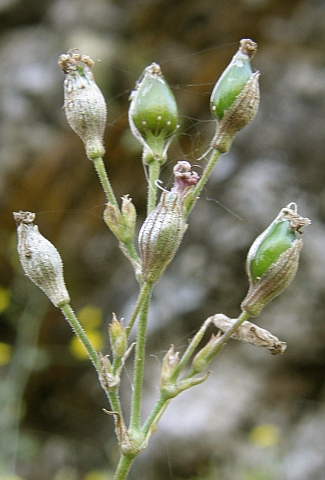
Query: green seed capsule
130,63,178,139
242,203,310,316
248,220,296,284
210,39,257,121
129,63,179,163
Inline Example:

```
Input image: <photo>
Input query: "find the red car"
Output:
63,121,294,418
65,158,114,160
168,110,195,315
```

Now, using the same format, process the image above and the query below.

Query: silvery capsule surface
13,211,70,307
138,192,187,284
58,50,107,160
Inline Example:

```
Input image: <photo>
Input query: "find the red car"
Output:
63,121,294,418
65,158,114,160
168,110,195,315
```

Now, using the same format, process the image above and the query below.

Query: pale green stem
114,454,135,480
93,156,119,208
60,303,123,415
60,302,100,372
147,161,160,214
126,282,151,338
112,281,151,375
186,310,251,379
171,317,212,381
184,148,221,217
142,393,170,438
129,282,152,433
122,240,141,268
93,157,141,274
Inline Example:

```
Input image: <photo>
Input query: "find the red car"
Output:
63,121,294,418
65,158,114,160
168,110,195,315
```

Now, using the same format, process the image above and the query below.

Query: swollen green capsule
129,63,179,163
248,219,296,284
241,203,310,316
210,39,257,121
210,40,260,153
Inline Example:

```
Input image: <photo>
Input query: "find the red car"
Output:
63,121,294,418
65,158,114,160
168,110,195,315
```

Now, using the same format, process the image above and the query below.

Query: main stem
114,454,135,480
129,282,152,432
126,282,152,338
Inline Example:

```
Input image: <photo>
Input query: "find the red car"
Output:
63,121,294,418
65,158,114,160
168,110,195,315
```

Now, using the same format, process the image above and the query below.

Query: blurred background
0,0,324,479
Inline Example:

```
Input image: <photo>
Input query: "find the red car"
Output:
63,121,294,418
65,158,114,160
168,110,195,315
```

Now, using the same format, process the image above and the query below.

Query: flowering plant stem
13,42,307,480
125,281,152,338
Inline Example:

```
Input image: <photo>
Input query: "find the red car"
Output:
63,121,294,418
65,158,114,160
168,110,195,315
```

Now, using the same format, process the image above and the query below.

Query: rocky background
0,0,324,479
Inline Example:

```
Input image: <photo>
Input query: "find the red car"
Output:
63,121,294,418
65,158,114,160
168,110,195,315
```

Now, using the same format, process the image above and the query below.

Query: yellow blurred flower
0,287,10,313
248,423,281,448
69,330,104,360
77,305,103,329
0,342,12,366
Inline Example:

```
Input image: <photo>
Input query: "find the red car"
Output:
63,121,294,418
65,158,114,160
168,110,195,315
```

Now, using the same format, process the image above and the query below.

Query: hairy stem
60,303,123,415
93,156,119,208
142,393,170,439
60,302,100,372
114,454,135,480
125,282,152,338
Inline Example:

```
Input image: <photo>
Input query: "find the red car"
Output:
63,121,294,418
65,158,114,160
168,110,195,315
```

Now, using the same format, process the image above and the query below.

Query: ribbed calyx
138,192,186,284
13,211,70,307
138,161,199,284
58,49,107,160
